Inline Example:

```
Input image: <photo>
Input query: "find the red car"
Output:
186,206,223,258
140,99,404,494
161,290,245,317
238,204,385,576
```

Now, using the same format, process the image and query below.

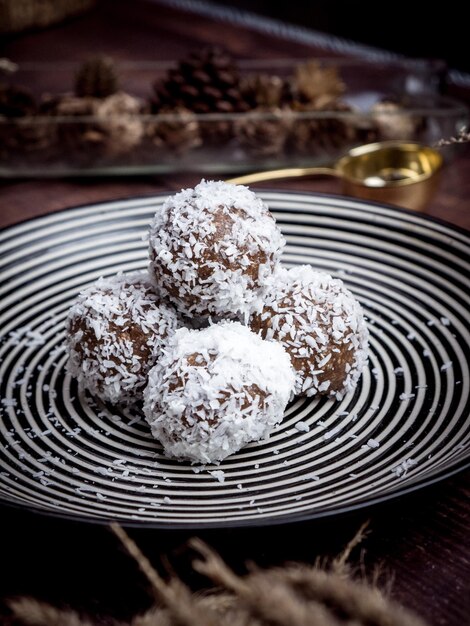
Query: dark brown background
215,0,470,73
1,2,469,625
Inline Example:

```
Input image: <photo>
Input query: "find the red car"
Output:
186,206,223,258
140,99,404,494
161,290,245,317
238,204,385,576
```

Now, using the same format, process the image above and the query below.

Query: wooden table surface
1,2,469,625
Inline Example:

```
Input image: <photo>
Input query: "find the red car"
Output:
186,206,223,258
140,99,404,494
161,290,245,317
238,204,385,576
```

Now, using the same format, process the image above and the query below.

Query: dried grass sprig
260,566,425,626
110,523,219,626
8,597,98,626
8,523,429,626
332,520,369,574
191,538,336,626
436,127,470,146
189,526,426,626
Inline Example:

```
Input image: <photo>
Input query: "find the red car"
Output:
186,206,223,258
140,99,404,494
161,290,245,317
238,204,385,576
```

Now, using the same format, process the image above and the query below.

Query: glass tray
0,59,467,177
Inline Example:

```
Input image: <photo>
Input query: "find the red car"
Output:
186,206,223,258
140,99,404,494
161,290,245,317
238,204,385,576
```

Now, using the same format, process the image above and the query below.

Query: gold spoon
227,140,443,212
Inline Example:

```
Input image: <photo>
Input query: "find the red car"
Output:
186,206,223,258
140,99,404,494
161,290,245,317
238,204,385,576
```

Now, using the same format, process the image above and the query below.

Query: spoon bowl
229,141,443,211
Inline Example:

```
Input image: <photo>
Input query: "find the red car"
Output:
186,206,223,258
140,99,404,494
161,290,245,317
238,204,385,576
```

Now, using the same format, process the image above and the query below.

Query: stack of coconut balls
65,180,368,463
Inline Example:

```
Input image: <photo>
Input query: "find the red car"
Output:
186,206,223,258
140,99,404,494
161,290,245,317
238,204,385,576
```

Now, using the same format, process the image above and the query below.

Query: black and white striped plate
1,192,469,527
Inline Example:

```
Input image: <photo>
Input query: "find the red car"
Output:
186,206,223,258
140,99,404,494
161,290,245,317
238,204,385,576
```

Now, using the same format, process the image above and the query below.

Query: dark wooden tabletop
1,2,469,625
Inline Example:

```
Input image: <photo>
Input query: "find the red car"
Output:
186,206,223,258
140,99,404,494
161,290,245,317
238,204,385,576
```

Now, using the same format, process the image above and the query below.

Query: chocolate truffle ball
148,180,285,319
143,321,294,463
65,272,179,404
250,265,369,399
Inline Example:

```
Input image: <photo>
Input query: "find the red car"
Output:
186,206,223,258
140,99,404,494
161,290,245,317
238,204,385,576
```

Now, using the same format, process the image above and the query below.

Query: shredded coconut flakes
148,180,285,319
249,265,368,398
65,272,179,405
143,321,295,463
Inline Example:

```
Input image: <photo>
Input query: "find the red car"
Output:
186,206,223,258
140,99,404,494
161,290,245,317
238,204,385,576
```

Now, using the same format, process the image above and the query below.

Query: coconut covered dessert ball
143,321,295,463
148,180,285,319
250,265,369,399
66,272,179,404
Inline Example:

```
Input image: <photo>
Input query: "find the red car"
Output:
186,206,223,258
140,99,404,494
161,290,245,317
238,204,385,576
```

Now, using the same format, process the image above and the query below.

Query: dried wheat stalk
8,522,429,626
436,127,470,146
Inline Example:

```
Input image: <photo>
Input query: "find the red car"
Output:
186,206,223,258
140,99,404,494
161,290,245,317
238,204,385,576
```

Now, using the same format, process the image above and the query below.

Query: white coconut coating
65,272,179,405
143,321,295,463
250,265,369,399
148,180,285,319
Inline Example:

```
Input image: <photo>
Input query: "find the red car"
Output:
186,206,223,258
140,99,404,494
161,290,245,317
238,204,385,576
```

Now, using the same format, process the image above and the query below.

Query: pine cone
0,116,55,164
41,90,146,165
153,46,249,143
371,100,421,141
41,93,106,165
94,92,145,157
0,84,55,164
0,83,36,117
153,46,247,113
289,101,356,157
75,56,119,99
236,106,292,158
291,60,345,107
240,74,287,109
147,106,201,156
348,113,379,145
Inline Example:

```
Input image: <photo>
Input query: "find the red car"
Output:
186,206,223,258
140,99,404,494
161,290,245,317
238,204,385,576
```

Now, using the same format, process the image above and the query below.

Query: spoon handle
227,166,340,185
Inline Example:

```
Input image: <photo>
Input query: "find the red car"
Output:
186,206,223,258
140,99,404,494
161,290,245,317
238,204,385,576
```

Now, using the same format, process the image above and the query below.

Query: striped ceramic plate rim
0,191,469,528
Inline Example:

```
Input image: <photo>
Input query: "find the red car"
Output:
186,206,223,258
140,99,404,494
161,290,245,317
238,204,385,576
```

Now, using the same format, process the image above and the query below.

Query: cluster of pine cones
0,48,420,167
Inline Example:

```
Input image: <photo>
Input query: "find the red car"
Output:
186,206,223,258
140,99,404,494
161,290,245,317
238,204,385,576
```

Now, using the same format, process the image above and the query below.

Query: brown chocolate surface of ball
250,265,369,399
143,322,295,463
148,181,285,319
164,350,268,430
65,272,179,405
